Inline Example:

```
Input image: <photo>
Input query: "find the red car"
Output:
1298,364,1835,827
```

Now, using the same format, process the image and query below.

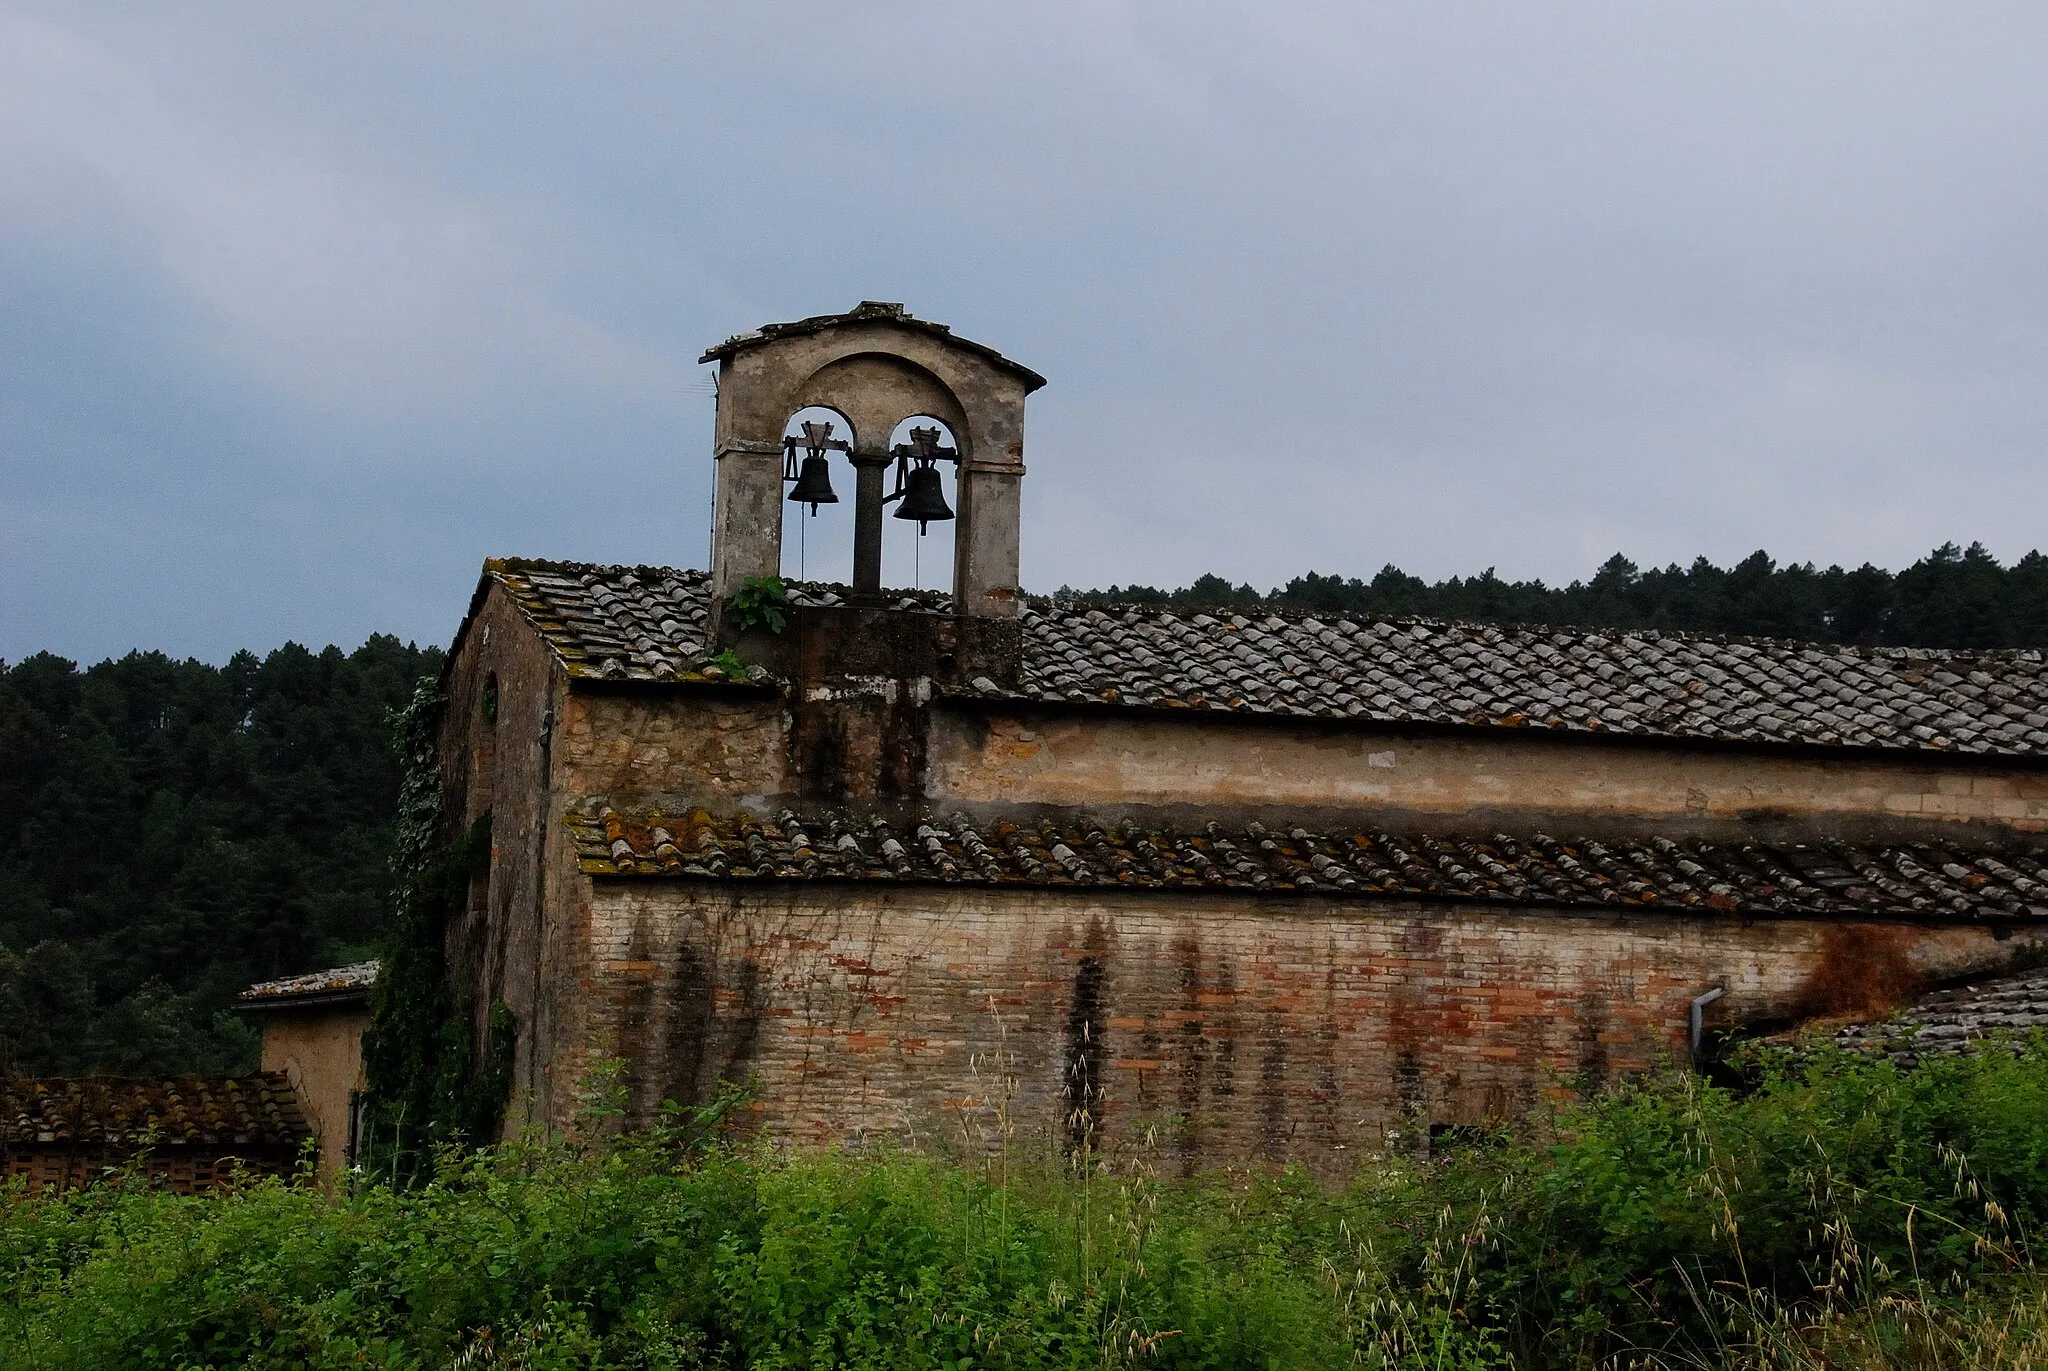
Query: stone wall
558,688,792,807
572,880,2047,1172
439,582,577,1128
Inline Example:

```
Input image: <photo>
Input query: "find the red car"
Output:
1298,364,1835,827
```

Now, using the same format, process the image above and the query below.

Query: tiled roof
567,804,2048,921
238,960,380,1006
1837,969,2048,1061
482,559,2048,755
487,561,723,681
0,1073,309,1149
699,300,1048,391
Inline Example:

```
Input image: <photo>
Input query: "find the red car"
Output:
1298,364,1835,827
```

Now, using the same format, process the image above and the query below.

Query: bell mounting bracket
782,419,852,483
885,424,959,502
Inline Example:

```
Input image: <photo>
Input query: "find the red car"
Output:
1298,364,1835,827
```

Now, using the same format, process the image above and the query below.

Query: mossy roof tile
566,802,2048,921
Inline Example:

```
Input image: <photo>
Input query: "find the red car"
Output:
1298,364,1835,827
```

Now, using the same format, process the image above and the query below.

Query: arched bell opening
882,416,960,592
778,406,859,584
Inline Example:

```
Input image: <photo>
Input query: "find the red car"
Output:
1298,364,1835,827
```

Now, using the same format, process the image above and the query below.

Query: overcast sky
5,3,2046,663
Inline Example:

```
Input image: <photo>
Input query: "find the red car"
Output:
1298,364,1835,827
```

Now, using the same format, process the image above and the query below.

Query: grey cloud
5,2,2046,661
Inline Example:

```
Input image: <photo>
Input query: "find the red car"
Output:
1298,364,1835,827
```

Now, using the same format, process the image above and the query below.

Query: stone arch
791,354,970,464
782,401,862,455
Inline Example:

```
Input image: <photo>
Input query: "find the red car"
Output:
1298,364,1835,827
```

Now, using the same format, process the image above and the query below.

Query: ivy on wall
358,678,516,1183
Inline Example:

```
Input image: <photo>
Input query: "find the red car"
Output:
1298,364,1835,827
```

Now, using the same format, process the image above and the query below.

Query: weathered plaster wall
558,689,791,807
928,708,2048,832
257,1007,369,1183
572,881,2045,1171
516,683,2048,834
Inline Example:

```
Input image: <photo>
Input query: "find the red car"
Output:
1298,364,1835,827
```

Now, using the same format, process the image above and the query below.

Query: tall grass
6,1038,2048,1369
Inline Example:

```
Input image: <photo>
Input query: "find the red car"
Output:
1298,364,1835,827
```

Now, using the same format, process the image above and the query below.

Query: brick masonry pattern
583,883,2005,1168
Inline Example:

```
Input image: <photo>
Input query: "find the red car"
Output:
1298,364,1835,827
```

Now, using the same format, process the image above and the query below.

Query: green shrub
9,1041,2048,1369
727,578,790,636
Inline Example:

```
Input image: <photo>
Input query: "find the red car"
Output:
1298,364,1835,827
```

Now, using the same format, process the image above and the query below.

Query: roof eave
235,988,373,1013
573,868,2037,927
698,312,1048,393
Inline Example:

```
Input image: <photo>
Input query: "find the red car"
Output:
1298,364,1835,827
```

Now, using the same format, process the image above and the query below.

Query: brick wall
1,1146,302,1194
570,882,2045,1172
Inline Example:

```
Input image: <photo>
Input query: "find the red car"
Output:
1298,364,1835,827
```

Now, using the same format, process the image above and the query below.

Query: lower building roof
568,803,2048,922
0,1072,309,1150
237,960,380,1009
1837,969,2048,1061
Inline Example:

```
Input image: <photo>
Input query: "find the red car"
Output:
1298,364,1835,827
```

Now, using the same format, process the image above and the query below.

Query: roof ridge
482,559,2044,662
488,556,708,582
1029,595,2045,663
468,558,2048,755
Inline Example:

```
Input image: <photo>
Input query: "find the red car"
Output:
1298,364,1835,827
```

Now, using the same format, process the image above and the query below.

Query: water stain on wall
1796,923,1920,1020
1062,921,1107,1154
1574,991,1610,1097
1171,934,1206,1176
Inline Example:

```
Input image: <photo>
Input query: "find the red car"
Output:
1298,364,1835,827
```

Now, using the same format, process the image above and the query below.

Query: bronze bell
892,462,954,532
787,453,839,513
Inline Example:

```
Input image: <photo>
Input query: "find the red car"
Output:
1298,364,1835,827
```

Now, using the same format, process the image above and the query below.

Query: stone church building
411,301,2048,1169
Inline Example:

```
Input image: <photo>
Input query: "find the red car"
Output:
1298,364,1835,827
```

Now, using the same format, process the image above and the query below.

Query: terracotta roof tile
238,960,379,1005
1838,969,2048,1060
486,560,2048,756
566,803,2048,921
0,1073,309,1149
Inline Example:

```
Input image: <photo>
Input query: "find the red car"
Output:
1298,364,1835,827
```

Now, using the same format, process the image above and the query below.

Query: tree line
1063,541,2048,649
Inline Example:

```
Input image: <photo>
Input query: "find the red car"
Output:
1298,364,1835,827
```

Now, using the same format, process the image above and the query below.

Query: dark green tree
1068,543,2048,649
0,636,440,1075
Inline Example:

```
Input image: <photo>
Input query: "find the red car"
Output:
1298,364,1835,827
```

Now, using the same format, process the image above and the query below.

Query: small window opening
345,1089,367,1170
481,675,499,725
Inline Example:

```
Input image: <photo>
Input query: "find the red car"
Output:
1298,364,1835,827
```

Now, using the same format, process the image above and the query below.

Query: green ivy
708,648,751,680
727,574,789,634
358,677,516,1184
